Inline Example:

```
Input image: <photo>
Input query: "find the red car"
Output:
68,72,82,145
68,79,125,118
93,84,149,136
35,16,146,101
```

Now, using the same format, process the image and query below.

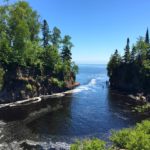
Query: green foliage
110,120,150,150
145,28,149,44
42,19,50,48
133,103,150,113
0,1,41,68
71,121,150,150
42,45,61,73
0,0,78,94
124,38,131,63
130,46,136,62
51,27,61,48
71,62,79,74
71,62,79,81
0,67,4,90
71,139,106,150
61,35,73,62
49,77,65,88
107,49,121,77
26,83,32,91
107,29,150,92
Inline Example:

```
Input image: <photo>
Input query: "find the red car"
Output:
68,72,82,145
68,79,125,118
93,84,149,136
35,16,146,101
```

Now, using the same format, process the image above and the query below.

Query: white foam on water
88,78,96,86
69,73,108,94
72,85,90,93
72,77,98,94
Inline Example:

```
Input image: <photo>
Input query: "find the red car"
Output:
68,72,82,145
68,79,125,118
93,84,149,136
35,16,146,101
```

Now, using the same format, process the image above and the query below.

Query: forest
107,29,150,94
0,1,78,102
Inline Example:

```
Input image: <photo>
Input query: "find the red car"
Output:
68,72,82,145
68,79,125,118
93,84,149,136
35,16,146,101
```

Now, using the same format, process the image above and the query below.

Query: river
0,64,145,149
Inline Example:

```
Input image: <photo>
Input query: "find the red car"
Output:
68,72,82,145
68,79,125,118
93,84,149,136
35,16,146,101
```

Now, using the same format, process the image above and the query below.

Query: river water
0,64,145,149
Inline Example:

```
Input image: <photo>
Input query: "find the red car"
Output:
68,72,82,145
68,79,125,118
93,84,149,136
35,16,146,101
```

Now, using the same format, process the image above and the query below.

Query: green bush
70,138,106,150
133,103,150,113
26,83,32,91
110,128,131,148
110,120,150,150
49,77,65,88
70,121,150,150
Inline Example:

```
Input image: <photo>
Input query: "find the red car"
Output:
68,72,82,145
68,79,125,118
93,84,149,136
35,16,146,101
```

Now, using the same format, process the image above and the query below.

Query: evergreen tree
124,38,130,63
107,33,150,93
51,27,61,48
107,49,121,77
145,28,150,59
42,19,50,48
114,49,121,64
61,35,73,62
130,46,136,62
145,28,149,44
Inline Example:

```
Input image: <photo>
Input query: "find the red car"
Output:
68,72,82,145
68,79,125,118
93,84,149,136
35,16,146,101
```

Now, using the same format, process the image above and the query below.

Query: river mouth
0,64,147,149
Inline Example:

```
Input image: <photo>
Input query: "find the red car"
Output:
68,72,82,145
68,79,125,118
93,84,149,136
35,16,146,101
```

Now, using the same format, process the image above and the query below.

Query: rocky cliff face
0,67,76,103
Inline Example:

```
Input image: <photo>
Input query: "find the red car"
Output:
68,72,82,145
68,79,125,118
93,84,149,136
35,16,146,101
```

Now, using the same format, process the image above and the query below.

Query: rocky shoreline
0,82,80,121
0,139,70,150
109,88,150,117
109,88,150,105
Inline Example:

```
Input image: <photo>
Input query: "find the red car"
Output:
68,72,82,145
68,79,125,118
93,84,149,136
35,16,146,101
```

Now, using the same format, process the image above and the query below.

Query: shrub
110,128,131,148
70,120,150,150
70,138,106,150
26,83,32,91
49,77,65,88
110,120,150,150
133,103,150,113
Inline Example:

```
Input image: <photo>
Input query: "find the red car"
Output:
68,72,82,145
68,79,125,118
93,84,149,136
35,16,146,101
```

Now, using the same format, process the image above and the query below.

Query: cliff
0,67,79,104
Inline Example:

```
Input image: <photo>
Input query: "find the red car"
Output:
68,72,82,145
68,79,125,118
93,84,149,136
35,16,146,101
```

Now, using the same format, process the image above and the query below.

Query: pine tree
145,28,149,44
124,38,131,63
61,35,73,62
51,27,61,48
42,19,50,48
145,28,150,59
107,49,121,77
130,46,136,62
114,49,121,64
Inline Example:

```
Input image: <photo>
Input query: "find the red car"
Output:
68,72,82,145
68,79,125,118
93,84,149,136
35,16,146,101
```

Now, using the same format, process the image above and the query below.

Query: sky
1,0,150,64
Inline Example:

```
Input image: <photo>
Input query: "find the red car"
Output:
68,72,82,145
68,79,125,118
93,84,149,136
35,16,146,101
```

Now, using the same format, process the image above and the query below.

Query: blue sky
1,0,150,64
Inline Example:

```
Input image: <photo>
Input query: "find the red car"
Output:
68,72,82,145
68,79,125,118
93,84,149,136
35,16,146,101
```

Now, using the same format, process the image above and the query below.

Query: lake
0,64,144,149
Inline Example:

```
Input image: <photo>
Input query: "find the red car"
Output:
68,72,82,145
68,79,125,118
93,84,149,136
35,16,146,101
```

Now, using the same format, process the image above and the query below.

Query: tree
145,28,150,59
0,0,79,101
71,61,79,81
107,32,150,93
43,45,60,74
136,38,148,65
130,46,136,62
0,3,12,69
42,19,50,48
8,1,41,67
51,27,61,48
61,35,73,62
145,28,149,44
107,49,121,77
124,38,130,63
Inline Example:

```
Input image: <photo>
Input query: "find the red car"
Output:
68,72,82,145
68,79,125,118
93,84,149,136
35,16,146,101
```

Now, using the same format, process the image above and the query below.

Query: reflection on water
0,64,146,149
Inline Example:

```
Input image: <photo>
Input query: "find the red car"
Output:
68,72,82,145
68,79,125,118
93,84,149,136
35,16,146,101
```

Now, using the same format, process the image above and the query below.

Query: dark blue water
0,64,144,149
